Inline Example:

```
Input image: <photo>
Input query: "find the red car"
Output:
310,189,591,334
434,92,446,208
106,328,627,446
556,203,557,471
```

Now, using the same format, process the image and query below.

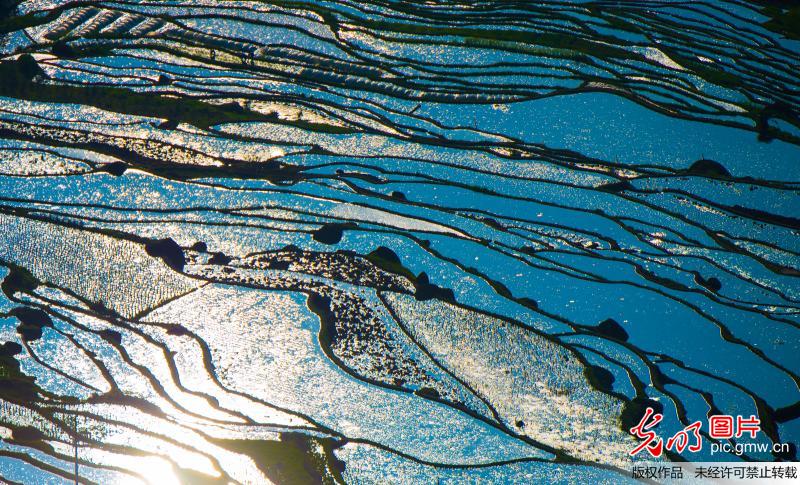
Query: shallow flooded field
0,1,799,483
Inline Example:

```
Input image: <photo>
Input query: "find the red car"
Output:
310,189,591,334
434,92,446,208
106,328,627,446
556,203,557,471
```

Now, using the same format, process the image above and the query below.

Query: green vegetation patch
213,433,345,485
763,6,800,40
0,55,265,130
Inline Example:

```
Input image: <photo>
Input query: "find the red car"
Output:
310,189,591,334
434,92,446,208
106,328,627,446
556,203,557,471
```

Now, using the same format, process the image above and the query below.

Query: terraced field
0,1,799,483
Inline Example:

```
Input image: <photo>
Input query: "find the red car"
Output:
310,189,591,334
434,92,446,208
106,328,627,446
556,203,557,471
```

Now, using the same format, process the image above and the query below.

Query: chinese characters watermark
628,407,793,460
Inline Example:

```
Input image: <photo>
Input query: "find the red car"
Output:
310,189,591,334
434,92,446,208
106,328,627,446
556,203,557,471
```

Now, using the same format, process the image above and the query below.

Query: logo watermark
629,406,792,458
628,407,796,482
